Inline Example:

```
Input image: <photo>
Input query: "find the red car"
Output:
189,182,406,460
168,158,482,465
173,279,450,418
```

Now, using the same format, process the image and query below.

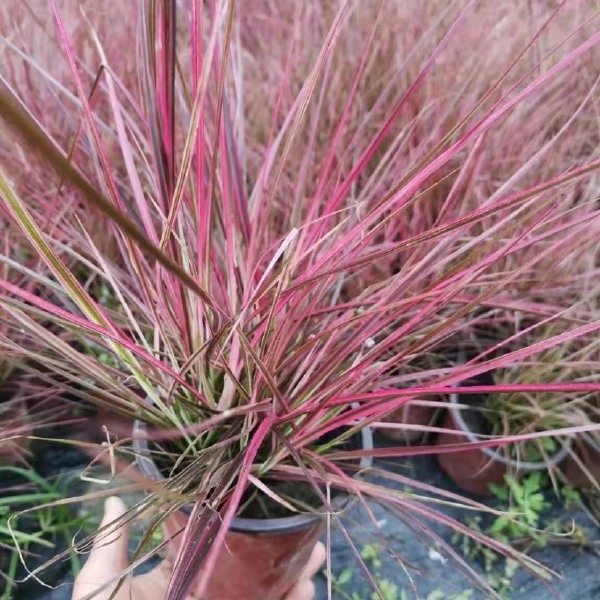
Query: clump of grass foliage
0,1,600,598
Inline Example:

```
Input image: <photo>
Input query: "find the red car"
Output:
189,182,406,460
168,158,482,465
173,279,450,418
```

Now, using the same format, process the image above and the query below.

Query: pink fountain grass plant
1,1,600,597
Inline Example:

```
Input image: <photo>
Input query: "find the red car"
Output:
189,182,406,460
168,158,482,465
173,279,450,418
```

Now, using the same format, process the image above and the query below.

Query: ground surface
315,453,600,600
7,433,600,600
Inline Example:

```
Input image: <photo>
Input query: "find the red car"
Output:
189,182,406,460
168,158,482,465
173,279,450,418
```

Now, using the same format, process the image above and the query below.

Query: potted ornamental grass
557,319,600,490
2,1,600,598
436,318,600,496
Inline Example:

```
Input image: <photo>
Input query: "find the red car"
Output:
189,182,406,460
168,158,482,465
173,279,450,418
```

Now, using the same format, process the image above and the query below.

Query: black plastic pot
132,418,372,599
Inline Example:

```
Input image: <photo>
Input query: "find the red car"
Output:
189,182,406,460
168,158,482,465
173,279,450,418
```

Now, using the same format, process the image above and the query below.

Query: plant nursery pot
561,433,600,489
435,389,570,496
381,398,438,444
132,422,372,600
95,407,135,439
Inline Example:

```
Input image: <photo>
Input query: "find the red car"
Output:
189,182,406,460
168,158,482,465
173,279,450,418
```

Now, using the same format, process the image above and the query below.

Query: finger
88,497,130,572
299,541,326,579
129,560,172,599
131,560,199,600
285,579,315,600
72,497,130,600
284,542,326,600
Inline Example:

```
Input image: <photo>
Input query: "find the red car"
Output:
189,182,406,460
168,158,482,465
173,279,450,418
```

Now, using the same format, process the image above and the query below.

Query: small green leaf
374,579,398,600
451,591,474,600
489,482,509,500
337,567,353,586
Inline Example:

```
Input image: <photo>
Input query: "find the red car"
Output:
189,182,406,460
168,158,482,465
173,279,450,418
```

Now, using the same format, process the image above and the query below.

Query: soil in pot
435,372,569,496
133,421,372,600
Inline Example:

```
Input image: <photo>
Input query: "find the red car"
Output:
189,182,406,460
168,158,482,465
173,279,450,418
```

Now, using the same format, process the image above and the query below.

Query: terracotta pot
95,408,135,439
561,433,600,489
0,400,31,466
381,398,438,443
162,508,324,600
132,422,372,600
435,390,570,496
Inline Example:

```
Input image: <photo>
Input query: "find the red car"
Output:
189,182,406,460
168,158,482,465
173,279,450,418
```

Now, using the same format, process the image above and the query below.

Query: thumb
73,496,130,600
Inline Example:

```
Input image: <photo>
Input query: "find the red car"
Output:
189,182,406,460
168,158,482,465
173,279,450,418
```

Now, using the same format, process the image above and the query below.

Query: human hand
73,497,326,600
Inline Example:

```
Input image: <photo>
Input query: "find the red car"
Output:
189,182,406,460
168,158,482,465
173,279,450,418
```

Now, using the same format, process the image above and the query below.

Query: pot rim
448,390,571,471
132,418,373,534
